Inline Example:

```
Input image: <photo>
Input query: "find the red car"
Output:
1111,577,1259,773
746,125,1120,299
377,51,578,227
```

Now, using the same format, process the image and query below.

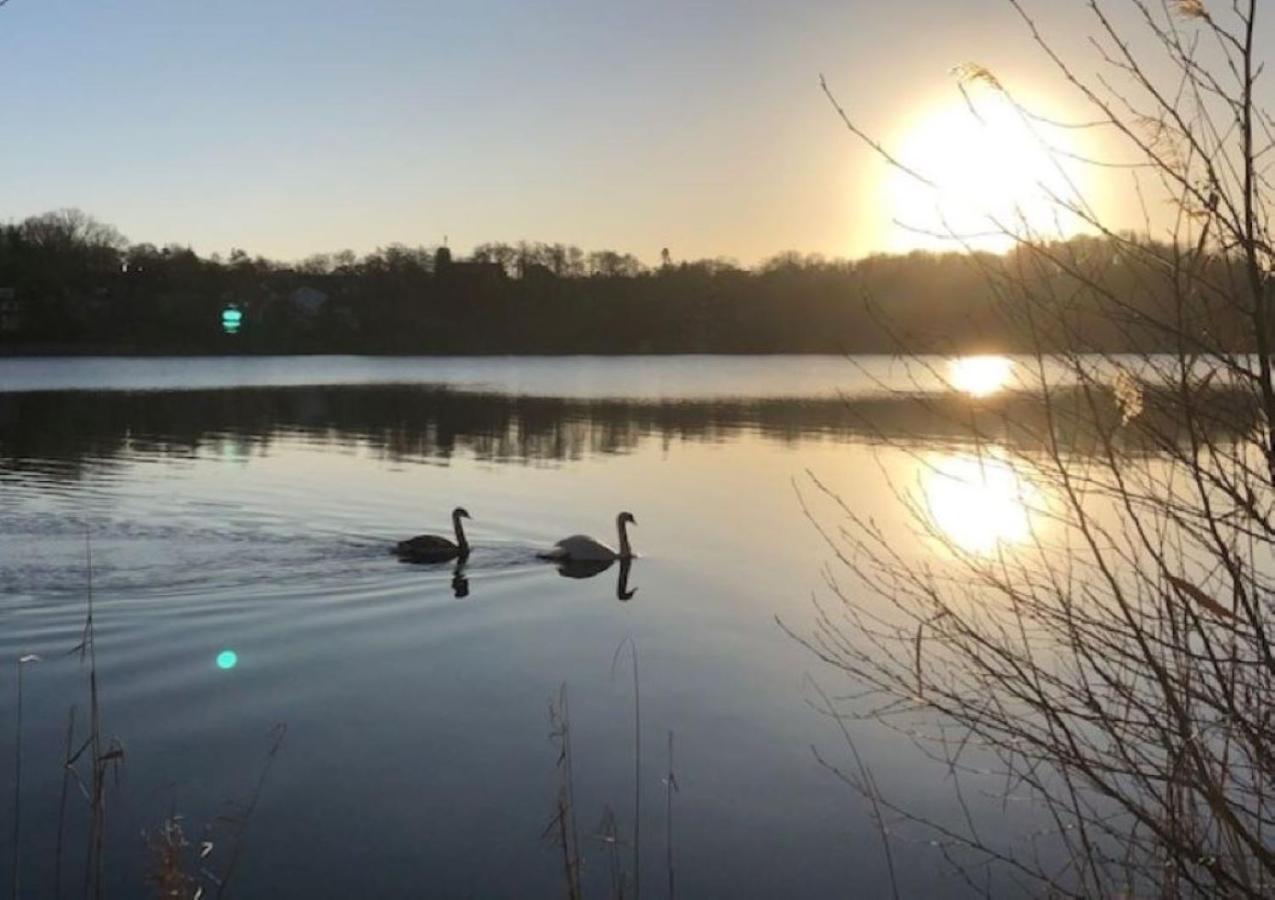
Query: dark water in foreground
0,356,1139,897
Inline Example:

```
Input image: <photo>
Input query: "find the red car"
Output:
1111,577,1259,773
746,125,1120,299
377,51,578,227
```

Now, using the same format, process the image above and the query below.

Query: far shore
2,345,859,358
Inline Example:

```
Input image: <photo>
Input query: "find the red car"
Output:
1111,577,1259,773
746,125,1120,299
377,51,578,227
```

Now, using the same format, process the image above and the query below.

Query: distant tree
19,208,126,257
297,253,336,275
544,243,570,277
332,250,358,272
123,243,160,275
472,241,518,276
760,250,806,273
587,250,645,278
2,204,1231,356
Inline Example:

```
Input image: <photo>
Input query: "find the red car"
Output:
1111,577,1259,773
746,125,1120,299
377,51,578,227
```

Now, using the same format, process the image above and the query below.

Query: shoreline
0,345,858,358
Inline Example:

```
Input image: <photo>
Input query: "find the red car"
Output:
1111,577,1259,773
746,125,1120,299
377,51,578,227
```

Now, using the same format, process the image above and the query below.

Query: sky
0,0,1269,265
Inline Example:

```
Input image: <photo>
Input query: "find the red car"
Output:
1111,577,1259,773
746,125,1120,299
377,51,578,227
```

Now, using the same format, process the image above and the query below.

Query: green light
216,650,238,670
221,306,243,335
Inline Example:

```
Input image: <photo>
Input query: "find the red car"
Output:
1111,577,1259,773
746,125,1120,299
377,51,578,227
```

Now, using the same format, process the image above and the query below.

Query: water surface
0,355,1173,897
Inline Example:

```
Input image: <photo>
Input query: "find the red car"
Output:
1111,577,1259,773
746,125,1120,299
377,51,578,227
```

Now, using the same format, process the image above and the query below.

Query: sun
880,86,1093,253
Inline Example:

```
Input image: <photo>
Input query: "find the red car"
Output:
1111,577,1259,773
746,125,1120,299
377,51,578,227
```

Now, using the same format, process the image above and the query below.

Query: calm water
0,356,1130,897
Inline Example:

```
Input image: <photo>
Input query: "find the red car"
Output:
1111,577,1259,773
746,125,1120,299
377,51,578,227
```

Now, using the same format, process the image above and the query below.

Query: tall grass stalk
213,722,287,898
610,638,641,900
13,653,41,899
53,705,77,900
67,530,124,900
596,806,624,900
546,686,583,900
664,730,676,900
81,530,105,899
804,676,899,900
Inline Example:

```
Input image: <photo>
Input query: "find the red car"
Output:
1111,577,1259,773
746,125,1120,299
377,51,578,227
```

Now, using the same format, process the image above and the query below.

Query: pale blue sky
0,1,1260,263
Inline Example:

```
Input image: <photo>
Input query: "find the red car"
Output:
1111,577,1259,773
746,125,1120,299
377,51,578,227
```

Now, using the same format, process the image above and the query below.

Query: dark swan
395,507,471,563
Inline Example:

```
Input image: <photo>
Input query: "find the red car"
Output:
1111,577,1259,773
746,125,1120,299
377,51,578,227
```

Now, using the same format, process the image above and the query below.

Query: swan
540,512,636,562
395,507,471,563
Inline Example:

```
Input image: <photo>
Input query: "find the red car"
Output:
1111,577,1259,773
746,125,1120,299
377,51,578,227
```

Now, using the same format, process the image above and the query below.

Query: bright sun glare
882,87,1091,253
948,354,1013,397
924,454,1035,555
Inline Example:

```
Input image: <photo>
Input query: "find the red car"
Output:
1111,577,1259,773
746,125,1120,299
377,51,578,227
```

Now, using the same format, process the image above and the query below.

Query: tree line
0,208,1256,354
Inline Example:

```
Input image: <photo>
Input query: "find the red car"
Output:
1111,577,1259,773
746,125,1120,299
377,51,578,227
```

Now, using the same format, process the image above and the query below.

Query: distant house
0,288,23,335
289,285,330,318
434,245,506,292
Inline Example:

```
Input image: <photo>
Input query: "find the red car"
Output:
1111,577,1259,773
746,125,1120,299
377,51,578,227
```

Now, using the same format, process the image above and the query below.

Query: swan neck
453,512,468,549
617,517,632,558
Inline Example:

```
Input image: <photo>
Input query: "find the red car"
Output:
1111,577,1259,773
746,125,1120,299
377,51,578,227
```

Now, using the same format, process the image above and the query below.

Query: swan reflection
401,550,637,601
554,557,638,601
948,355,1013,397
397,555,470,597
555,558,614,579
451,561,470,598
923,453,1035,555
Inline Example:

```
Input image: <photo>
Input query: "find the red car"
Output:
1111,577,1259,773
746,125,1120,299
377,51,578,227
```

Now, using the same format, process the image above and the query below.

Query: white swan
540,512,636,562
395,507,471,563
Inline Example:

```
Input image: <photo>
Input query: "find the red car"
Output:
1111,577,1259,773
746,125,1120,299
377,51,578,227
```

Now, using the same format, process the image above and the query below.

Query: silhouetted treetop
0,209,1251,355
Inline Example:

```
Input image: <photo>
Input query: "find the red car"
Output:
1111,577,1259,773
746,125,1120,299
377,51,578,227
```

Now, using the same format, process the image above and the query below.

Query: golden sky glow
1,0,1229,264
879,86,1095,253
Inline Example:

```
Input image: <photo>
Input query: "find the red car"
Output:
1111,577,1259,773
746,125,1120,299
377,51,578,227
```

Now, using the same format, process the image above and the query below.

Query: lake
0,355,1154,897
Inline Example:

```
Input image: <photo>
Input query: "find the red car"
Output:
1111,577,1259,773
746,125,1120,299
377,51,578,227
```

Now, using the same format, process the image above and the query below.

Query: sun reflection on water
948,355,1013,397
924,453,1034,555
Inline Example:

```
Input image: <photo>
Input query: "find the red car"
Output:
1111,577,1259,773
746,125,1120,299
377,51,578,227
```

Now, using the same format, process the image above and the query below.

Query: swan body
395,507,471,563
540,512,636,562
